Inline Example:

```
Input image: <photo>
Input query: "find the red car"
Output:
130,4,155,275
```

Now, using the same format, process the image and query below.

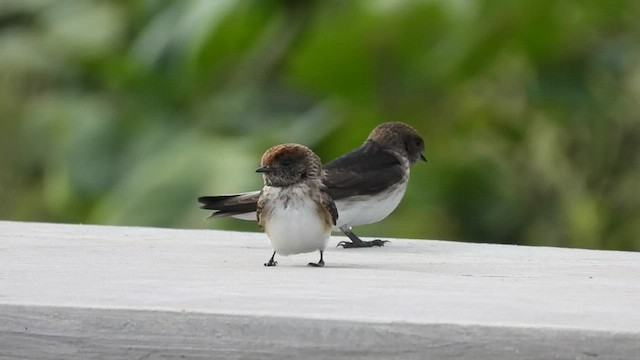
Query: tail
197,191,260,220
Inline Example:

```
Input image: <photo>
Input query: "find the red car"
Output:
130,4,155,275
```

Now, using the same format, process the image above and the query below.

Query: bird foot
264,260,278,267
336,239,390,248
307,260,325,267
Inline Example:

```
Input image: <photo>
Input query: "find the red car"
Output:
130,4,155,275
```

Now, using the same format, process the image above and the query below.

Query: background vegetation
1,0,639,251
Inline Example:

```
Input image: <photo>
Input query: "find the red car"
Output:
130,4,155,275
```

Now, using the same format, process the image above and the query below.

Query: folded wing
323,142,405,200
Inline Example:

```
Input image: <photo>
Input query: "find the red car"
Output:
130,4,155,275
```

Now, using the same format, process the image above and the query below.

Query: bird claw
336,239,390,248
307,261,325,267
264,260,278,267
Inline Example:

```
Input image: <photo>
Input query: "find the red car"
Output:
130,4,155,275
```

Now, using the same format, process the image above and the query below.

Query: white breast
334,178,408,228
261,186,331,256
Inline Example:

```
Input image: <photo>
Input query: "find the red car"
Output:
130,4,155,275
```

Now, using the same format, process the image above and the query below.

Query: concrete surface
1,220,639,359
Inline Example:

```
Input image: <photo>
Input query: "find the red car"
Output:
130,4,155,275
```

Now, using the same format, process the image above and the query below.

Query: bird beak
256,165,272,173
420,153,428,162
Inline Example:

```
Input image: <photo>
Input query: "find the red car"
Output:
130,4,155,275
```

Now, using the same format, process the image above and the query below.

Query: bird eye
281,159,293,167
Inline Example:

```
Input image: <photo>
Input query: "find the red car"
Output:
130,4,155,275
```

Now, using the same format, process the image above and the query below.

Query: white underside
230,179,408,229
231,212,258,221
261,187,331,256
333,180,408,228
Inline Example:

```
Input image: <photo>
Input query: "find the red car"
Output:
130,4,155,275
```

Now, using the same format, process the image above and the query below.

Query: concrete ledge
1,221,639,359
2,305,638,360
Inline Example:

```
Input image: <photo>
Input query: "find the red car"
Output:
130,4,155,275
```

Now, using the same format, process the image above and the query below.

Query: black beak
256,165,272,173
420,153,428,162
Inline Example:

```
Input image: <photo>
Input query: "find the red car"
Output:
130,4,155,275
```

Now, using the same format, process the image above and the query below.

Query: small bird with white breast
255,143,338,267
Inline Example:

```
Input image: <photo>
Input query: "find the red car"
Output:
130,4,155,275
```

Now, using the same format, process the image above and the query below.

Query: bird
255,143,338,267
198,122,426,248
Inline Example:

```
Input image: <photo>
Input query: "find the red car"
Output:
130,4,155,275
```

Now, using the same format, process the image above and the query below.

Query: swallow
255,143,338,267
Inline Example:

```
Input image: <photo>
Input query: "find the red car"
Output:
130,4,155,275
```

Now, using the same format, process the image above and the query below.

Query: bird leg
264,251,278,267
336,226,390,248
307,250,325,267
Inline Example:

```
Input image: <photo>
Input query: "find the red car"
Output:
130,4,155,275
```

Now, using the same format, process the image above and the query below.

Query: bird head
256,143,323,187
367,122,427,164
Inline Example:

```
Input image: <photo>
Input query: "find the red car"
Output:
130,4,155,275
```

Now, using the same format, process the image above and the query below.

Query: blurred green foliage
1,0,639,251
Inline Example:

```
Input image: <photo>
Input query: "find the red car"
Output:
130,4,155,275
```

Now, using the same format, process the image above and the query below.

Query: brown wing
320,187,338,226
256,191,266,228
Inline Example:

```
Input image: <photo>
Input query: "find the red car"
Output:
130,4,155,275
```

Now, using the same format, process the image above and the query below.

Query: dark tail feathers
197,192,260,218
